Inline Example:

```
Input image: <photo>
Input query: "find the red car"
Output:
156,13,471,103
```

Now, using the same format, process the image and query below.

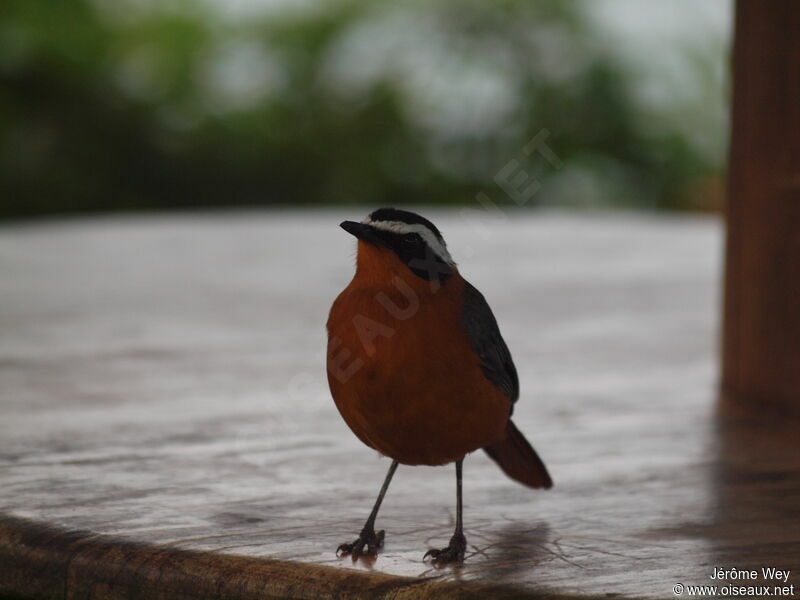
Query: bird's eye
404,233,423,245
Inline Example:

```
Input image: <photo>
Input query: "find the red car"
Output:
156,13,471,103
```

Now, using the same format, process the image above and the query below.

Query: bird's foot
424,531,467,565
336,526,385,559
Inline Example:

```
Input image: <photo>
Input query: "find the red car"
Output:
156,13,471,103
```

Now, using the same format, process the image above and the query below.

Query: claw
423,532,466,565
336,528,385,559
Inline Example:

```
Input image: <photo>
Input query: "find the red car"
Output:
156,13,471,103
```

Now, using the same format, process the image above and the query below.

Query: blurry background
0,0,730,220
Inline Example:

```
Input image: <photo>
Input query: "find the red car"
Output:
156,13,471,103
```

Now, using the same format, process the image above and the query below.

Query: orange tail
483,420,552,489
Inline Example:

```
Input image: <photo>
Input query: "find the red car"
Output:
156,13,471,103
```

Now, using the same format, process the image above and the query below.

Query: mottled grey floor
5,210,774,599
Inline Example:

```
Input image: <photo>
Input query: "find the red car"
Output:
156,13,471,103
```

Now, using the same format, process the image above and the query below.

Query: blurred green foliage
0,0,726,219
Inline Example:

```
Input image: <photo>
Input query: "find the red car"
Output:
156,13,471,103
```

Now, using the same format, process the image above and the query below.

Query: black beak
340,221,382,246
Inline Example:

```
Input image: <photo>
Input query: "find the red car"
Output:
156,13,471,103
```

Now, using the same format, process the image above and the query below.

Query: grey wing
461,280,519,404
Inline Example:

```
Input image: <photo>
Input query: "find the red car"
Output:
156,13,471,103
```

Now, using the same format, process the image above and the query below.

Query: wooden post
722,0,800,413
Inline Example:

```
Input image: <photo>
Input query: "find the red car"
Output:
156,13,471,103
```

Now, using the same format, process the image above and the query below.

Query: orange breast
326,242,510,466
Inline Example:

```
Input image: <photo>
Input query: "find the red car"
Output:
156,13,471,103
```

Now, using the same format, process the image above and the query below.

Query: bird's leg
337,460,398,559
424,459,467,565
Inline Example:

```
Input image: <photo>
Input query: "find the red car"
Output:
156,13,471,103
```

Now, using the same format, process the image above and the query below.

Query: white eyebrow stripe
361,218,456,266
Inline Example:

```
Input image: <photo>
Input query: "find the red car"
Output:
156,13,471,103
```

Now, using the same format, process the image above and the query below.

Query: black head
340,208,455,282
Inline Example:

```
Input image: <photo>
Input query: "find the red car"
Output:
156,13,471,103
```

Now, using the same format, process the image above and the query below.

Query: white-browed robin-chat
327,207,552,564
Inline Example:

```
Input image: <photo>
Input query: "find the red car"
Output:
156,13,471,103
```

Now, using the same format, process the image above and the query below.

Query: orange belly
327,272,510,466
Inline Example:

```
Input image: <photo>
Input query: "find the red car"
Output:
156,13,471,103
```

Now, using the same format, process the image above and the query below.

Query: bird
326,207,552,565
